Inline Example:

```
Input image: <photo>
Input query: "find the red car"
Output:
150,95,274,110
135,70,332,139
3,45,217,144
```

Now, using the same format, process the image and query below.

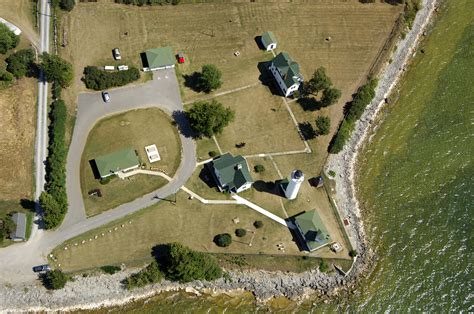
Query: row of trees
82,66,140,90
0,23,20,54
114,0,181,6
125,243,222,289
329,79,378,154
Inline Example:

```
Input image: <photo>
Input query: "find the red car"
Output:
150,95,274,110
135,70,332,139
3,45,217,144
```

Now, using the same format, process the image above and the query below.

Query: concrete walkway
231,195,292,228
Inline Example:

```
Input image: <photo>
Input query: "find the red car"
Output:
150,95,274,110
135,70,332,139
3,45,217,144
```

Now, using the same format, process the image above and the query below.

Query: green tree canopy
42,269,69,290
6,49,35,78
198,64,222,92
320,87,341,107
0,23,20,54
163,243,222,282
39,53,73,87
303,67,332,96
125,261,163,289
187,100,235,137
60,0,76,11
214,233,232,247
316,116,331,135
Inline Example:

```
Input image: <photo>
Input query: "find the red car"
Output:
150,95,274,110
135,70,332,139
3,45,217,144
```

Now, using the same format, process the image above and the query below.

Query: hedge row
40,97,68,229
114,0,180,5
329,79,378,154
82,66,140,90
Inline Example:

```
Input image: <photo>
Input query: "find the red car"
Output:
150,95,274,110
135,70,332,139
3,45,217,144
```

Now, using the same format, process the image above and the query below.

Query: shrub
0,23,20,54
100,265,121,275
209,150,218,158
319,259,329,272
214,233,232,247
52,82,62,100
59,0,75,11
99,175,114,185
42,269,69,290
125,261,163,289
349,249,358,258
82,66,140,90
0,214,15,243
316,116,331,136
235,228,247,237
114,0,181,5
198,64,222,93
6,49,35,78
328,170,336,177
186,100,235,138
163,243,222,282
253,220,263,229
254,164,265,173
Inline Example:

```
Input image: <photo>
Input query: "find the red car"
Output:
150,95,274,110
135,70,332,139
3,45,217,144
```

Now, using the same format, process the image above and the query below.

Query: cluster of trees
52,0,76,11
0,215,15,244
198,64,222,93
0,23,20,54
82,66,140,90
114,0,181,6
42,269,70,290
40,99,68,229
6,49,36,78
125,243,222,289
329,79,378,154
186,100,234,137
40,53,74,88
302,67,341,108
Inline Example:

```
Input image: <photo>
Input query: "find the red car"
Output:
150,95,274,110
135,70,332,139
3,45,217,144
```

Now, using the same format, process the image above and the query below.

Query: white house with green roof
294,209,331,251
209,153,253,193
261,31,277,51
94,148,140,179
144,46,175,71
269,52,303,97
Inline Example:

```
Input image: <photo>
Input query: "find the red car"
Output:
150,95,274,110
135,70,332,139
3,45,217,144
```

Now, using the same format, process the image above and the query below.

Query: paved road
0,69,196,283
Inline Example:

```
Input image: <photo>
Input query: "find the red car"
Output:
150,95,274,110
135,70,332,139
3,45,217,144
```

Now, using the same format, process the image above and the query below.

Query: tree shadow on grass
298,122,317,140
171,110,196,139
297,97,323,111
182,72,205,93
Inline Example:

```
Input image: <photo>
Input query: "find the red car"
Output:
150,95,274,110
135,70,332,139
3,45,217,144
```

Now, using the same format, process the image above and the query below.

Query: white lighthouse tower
284,170,304,200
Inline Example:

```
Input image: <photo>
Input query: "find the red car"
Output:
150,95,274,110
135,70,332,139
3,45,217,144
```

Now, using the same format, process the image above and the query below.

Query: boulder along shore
0,0,438,311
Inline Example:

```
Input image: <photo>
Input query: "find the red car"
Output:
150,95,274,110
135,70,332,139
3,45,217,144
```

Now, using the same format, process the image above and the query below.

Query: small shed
94,148,140,178
261,31,277,51
145,144,161,163
144,47,175,71
177,52,185,64
10,212,27,242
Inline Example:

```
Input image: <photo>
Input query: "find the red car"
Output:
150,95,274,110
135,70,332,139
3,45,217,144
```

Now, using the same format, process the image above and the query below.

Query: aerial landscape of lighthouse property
0,0,471,312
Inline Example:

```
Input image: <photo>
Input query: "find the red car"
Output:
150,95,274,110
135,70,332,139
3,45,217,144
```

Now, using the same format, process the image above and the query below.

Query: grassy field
81,108,181,216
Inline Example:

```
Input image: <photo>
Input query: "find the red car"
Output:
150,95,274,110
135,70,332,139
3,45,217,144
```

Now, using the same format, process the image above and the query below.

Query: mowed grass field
81,108,181,216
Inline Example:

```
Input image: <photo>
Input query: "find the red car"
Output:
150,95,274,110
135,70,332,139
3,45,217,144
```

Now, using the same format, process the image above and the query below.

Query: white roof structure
145,144,160,163
0,18,21,36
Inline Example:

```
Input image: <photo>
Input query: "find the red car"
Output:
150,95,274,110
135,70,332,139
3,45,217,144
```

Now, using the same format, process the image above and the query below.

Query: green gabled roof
261,31,277,47
273,52,303,88
145,46,175,69
95,148,139,178
212,153,253,191
295,210,331,251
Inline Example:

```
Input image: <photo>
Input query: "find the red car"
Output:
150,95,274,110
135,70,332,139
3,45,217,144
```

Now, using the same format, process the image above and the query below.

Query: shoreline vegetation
0,0,439,311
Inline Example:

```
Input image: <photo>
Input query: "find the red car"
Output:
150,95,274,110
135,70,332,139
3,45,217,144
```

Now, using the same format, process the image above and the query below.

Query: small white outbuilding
145,144,161,163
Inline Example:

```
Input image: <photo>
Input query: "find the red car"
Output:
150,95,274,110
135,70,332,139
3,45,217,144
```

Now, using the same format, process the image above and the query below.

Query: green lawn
81,108,181,216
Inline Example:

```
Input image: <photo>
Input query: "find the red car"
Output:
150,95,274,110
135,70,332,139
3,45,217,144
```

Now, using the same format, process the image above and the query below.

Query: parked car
32,264,51,273
102,91,110,103
113,48,121,60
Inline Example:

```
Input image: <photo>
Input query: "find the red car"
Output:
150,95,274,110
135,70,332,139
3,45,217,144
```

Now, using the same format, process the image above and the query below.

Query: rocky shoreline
0,1,438,311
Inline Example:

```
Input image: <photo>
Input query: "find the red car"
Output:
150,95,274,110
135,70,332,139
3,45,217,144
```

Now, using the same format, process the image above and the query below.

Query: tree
42,269,69,290
198,64,222,92
253,220,263,229
0,23,20,54
187,100,235,137
214,233,232,247
164,243,222,282
0,214,15,243
125,261,163,289
0,70,13,86
60,0,75,11
254,164,265,173
320,87,341,107
6,49,35,78
39,53,73,87
235,228,247,237
349,249,358,258
316,116,331,135
303,67,332,96
40,192,65,229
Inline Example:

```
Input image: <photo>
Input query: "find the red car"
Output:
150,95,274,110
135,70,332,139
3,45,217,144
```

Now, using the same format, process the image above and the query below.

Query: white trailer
104,66,115,71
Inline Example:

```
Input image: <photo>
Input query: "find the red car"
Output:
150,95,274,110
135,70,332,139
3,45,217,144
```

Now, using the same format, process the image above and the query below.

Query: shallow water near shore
86,1,472,312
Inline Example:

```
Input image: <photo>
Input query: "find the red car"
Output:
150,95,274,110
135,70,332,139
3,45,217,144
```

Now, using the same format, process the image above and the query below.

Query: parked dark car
32,264,51,273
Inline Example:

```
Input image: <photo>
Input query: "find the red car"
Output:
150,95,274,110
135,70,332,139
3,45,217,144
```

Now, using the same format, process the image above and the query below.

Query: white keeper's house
269,52,303,97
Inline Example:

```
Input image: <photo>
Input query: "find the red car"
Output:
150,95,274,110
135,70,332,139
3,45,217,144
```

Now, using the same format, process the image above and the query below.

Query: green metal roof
211,153,253,191
261,31,277,47
145,47,175,69
295,210,331,251
95,148,139,178
272,52,303,88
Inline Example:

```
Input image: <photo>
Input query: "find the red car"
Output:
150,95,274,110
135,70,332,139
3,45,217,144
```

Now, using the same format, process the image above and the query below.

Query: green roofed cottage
209,153,253,193
261,31,277,51
294,209,331,251
144,47,175,71
269,52,303,97
94,148,140,179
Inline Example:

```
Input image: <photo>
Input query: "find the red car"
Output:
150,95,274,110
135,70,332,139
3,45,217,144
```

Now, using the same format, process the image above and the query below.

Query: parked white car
113,48,121,60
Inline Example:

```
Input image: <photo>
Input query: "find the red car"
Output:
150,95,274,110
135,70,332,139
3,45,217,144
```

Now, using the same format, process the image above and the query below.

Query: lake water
92,1,473,312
